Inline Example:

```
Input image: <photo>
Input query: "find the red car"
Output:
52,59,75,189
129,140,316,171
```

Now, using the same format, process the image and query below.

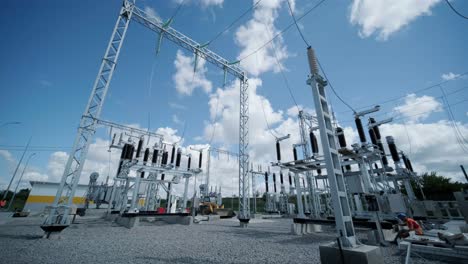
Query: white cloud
173,50,212,95
235,0,291,76
172,114,184,125
169,102,187,110
173,0,224,8
441,72,461,81
394,93,442,122
143,6,162,22
349,0,441,40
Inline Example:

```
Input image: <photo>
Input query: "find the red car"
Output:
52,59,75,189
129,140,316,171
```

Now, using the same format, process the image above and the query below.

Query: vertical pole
294,174,306,218
2,137,31,202
306,47,356,247
238,78,250,225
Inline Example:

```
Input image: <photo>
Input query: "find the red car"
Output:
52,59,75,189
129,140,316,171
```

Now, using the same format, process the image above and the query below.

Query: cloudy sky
1,0,467,197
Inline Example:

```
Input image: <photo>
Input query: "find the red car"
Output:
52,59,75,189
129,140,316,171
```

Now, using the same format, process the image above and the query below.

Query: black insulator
198,152,203,169
310,132,319,154
407,158,414,172
162,151,168,165
143,148,150,162
355,117,366,143
264,172,269,193
369,118,382,140
386,136,400,162
187,156,191,170
125,144,135,160
317,168,322,175
175,149,182,167
273,173,277,193
302,178,306,187
170,146,176,164
152,149,159,164
120,144,128,159
369,129,378,145
161,174,165,180
117,160,123,175
288,173,292,186
293,147,298,161
136,139,144,158
280,172,284,185
377,143,388,166
140,171,145,178
276,141,281,161
336,127,347,148
374,163,379,170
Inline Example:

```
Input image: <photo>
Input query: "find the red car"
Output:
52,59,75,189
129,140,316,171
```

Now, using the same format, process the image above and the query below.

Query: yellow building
24,181,89,213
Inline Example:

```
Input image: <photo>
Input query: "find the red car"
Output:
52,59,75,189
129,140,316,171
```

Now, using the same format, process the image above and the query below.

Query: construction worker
392,213,423,244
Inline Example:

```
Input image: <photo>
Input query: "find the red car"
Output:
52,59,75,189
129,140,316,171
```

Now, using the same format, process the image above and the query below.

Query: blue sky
1,0,467,194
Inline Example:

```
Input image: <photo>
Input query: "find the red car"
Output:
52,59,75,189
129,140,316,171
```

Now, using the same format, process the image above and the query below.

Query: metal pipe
8,153,36,211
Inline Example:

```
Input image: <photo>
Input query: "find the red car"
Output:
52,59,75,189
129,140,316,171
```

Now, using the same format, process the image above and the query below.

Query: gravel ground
0,211,458,264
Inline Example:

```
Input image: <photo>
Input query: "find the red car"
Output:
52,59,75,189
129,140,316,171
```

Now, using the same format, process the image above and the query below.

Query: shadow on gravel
275,234,336,245
136,256,222,264
0,234,43,240
214,228,286,239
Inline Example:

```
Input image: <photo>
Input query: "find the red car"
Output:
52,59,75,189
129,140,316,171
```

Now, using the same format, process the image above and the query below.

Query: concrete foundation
319,242,383,264
291,223,324,235
116,216,139,229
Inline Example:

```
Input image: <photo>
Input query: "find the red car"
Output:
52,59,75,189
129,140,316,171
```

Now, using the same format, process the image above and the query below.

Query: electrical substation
1,1,468,264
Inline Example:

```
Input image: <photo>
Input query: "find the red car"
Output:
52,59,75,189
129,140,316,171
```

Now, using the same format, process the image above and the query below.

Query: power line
338,85,468,123
286,0,310,47
207,0,263,45
336,71,468,114
169,0,186,21
262,22,300,112
445,0,468,20
283,0,356,113
316,58,357,113
238,0,326,62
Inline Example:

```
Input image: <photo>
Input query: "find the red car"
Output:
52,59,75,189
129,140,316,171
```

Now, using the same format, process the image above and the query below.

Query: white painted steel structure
43,0,250,229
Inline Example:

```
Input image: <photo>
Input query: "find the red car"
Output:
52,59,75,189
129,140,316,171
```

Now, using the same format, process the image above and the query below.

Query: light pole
1,136,31,202
8,153,36,211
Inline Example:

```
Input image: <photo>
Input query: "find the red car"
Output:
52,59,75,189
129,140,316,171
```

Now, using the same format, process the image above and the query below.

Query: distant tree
402,172,468,201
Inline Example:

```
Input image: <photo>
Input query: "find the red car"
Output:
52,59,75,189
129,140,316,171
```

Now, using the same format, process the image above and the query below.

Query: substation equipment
41,0,252,235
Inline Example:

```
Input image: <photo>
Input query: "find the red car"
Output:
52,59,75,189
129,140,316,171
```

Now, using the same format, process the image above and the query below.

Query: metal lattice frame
238,79,250,221
307,47,356,247
44,2,134,226
298,111,321,218
44,0,250,227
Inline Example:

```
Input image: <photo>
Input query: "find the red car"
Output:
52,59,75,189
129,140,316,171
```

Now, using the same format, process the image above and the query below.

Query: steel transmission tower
42,0,250,230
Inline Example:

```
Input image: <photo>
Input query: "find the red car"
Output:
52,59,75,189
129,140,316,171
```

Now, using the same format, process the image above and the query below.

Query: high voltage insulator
276,141,281,161
336,127,347,148
386,136,400,162
310,131,319,154
302,177,305,187
370,118,382,140
162,151,168,165
136,138,144,158
187,155,191,170
170,146,176,164
125,144,135,160
293,147,298,161
355,117,366,143
377,142,388,166
121,144,128,159
369,128,378,145
264,172,269,193
152,149,159,164
175,148,182,168
198,151,203,169
402,154,414,172
307,47,319,75
317,168,322,175
273,173,277,193
288,173,293,186
280,172,284,185
143,148,150,163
